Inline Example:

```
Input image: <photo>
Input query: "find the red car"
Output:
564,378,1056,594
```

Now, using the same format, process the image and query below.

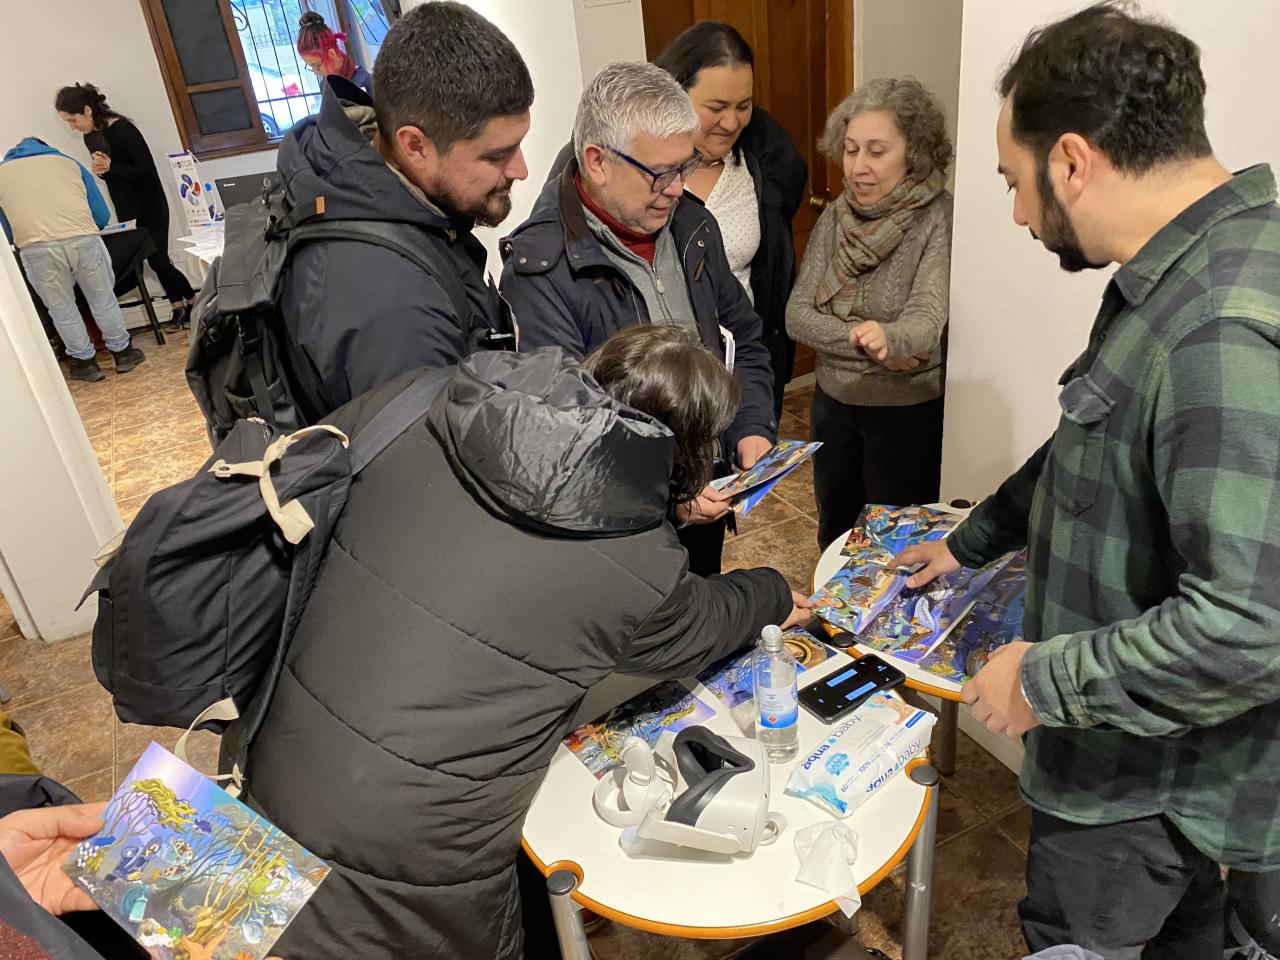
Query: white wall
854,0,965,190
0,243,121,641
942,0,1280,502
571,0,647,87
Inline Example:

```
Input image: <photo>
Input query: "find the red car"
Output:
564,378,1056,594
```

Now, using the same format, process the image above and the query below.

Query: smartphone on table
799,654,906,723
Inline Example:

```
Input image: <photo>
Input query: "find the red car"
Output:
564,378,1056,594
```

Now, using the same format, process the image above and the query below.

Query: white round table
522,649,942,958
811,506,969,774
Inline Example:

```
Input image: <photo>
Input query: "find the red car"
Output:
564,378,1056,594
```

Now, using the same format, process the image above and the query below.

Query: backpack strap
284,220,472,332
349,366,455,474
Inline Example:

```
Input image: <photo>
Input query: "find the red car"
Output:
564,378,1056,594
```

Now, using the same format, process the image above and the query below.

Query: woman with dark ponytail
55,83,196,329
296,11,373,97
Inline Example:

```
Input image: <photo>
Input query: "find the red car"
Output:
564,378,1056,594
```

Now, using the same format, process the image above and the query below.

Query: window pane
343,0,390,73
191,88,255,135
162,0,240,85
232,0,339,140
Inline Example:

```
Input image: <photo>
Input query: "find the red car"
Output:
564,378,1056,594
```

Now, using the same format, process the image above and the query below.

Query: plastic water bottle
753,624,799,762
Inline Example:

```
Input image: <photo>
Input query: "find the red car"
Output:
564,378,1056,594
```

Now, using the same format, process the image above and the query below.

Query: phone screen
799,654,905,723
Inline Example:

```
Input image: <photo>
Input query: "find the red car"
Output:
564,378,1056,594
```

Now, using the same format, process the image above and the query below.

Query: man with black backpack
237,2,532,428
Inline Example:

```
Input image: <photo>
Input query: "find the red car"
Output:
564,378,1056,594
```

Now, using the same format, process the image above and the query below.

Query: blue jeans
21,235,130,360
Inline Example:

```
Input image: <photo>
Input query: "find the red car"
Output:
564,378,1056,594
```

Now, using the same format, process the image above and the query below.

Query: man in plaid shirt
898,4,1280,956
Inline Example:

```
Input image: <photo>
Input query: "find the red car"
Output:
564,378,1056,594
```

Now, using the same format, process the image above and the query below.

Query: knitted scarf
815,167,946,309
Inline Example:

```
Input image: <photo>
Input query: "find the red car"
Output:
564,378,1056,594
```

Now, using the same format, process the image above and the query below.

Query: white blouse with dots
703,152,761,304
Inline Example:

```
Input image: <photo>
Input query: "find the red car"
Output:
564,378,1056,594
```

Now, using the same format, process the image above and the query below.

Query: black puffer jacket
276,77,505,423
242,349,792,959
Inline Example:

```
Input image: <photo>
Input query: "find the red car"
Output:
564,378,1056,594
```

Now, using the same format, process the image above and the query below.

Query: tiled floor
0,342,1031,958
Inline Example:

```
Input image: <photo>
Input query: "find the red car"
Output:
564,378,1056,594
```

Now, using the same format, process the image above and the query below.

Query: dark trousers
810,387,944,548
133,194,196,304
1022,809,1226,959
677,516,728,577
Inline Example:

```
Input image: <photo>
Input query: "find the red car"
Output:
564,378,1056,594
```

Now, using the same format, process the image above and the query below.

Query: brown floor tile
941,732,1023,819
116,719,182,762
778,411,810,441
0,633,96,709
78,404,114,440
10,683,114,784
64,767,116,804
723,515,822,594
771,461,818,524
110,361,190,405
71,379,115,412
587,923,752,960
112,409,209,463
733,493,803,536
782,385,814,423
994,804,1031,855
117,729,221,785
0,595,18,641
115,493,152,526
856,825,1028,960
112,385,201,427
935,781,986,848
113,439,213,501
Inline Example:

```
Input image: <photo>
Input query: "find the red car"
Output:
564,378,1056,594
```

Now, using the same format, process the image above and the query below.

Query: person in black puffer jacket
240,325,808,959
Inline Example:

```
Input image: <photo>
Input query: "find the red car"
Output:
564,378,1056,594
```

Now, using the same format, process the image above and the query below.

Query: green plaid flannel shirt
948,165,1280,868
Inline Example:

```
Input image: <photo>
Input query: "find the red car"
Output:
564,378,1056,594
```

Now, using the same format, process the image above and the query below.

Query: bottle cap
760,624,784,653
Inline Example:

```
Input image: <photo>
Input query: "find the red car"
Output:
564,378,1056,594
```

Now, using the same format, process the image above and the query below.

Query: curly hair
998,1,1211,173
819,77,952,179
54,83,123,131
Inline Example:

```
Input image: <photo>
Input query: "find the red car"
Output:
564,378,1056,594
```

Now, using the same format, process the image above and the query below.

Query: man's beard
435,180,514,227
1034,162,1106,273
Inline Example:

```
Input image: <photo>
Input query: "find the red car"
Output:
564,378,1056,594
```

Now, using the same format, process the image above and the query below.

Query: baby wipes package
785,693,935,817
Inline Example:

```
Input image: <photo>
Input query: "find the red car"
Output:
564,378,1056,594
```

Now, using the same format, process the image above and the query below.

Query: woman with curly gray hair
786,77,954,547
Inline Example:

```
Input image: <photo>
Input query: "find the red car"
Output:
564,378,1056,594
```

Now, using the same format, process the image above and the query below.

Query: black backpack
81,368,452,793
185,186,504,444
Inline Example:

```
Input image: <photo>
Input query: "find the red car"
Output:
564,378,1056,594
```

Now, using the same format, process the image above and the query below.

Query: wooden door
642,0,855,379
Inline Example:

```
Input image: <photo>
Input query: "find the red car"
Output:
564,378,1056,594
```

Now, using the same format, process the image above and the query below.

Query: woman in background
786,77,953,548
654,21,807,420
296,11,374,97
55,83,197,330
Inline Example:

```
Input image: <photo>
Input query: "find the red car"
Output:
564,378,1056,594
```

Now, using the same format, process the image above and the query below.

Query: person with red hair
296,11,373,97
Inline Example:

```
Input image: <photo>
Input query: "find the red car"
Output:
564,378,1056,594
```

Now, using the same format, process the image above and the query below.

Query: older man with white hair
501,61,777,576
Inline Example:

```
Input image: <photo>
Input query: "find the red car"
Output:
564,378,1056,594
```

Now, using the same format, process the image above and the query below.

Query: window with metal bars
139,0,392,159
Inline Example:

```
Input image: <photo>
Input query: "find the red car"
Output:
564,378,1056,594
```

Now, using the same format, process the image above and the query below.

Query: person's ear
581,144,610,188
395,125,440,178
1054,132,1095,206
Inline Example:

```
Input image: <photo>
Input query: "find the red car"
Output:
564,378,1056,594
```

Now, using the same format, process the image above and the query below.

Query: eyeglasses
304,62,322,74
608,148,702,194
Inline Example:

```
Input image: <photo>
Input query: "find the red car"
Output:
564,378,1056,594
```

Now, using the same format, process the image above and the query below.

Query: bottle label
758,687,798,728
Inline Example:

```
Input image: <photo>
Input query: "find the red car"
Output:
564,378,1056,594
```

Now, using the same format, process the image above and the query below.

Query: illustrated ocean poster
710,440,821,515
858,559,1008,665
841,504,960,563
564,680,715,778
809,560,906,634
696,628,834,732
64,743,329,959
917,551,1028,684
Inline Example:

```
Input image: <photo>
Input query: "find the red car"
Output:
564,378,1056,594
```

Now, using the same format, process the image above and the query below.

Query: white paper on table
99,220,137,235
794,821,861,917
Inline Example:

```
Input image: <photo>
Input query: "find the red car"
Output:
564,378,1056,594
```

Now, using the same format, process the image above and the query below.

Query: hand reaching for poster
0,802,106,915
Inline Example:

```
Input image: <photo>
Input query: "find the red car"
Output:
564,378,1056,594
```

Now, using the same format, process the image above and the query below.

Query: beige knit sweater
786,192,952,406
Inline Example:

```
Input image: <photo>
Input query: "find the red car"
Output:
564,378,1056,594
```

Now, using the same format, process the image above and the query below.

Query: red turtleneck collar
574,174,657,266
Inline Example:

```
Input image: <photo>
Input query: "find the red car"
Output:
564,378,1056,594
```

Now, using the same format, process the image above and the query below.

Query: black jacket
242,350,791,959
737,109,808,415
276,77,504,423
500,158,777,454
84,118,165,225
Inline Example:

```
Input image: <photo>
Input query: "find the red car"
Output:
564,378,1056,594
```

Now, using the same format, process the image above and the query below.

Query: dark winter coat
737,108,808,416
500,157,778,455
276,77,504,423
241,349,792,959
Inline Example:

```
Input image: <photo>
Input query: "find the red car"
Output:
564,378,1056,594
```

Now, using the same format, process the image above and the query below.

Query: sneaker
166,304,189,332
68,357,105,383
111,345,146,374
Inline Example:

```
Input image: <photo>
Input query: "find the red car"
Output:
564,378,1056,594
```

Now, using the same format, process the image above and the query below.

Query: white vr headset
592,726,787,857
